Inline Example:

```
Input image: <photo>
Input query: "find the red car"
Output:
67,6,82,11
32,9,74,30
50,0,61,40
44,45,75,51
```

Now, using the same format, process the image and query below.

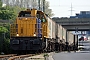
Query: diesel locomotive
10,9,56,53
10,9,78,53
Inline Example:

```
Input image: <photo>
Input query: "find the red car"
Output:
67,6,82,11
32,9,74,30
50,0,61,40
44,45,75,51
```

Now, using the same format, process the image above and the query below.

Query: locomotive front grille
30,41,33,49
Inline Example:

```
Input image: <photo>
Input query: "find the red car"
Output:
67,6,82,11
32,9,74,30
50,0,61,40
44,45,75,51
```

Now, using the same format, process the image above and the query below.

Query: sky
46,0,90,17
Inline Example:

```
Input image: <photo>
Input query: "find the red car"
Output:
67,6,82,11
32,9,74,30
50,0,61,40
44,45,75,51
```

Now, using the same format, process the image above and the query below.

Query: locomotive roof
18,9,44,16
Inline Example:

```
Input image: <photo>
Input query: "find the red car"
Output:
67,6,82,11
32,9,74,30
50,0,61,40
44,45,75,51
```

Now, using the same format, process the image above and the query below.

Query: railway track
0,54,35,60
0,53,46,60
0,51,55,60
8,54,36,60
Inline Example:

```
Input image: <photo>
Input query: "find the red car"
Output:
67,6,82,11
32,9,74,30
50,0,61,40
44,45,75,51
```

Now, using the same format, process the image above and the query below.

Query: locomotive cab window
41,18,46,22
18,11,31,17
36,13,46,22
41,15,46,22
25,14,31,17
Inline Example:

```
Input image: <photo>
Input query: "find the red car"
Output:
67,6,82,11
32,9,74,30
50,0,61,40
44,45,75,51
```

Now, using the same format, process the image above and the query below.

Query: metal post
66,30,68,43
38,0,40,10
0,33,3,53
74,35,75,51
43,0,45,12
1,33,5,54
3,33,5,39
75,27,78,52
77,35,78,51
66,30,68,51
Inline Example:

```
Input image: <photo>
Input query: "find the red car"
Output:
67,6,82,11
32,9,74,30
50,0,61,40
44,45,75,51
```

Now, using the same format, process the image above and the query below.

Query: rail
0,54,17,60
8,54,35,60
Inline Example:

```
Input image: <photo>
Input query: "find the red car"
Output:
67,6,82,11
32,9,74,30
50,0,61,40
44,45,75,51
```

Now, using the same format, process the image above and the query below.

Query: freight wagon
55,24,78,51
10,9,78,53
67,32,78,51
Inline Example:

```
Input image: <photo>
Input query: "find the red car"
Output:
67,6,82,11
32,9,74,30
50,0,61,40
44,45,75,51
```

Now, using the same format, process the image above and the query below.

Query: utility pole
43,0,45,12
38,0,40,10
69,3,74,16
70,3,73,16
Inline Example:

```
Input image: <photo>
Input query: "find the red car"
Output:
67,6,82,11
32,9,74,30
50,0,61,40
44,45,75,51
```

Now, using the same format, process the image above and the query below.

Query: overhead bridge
52,18,90,31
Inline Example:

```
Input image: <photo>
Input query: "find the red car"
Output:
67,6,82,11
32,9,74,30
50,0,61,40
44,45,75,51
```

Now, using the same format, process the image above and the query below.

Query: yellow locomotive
10,9,56,53
10,9,48,38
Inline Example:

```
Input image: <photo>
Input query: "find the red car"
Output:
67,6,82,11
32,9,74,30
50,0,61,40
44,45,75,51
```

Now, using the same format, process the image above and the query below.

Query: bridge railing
53,18,90,25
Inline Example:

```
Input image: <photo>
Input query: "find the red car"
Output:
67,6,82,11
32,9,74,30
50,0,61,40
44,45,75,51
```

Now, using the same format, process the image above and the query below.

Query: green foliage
0,3,25,54
5,24,10,39
44,1,54,17
0,38,10,54
0,6,16,20
0,25,10,54
0,5,26,20
0,1,26,54
0,9,15,20
44,53,49,57
0,26,8,33
0,0,2,7
3,38,10,54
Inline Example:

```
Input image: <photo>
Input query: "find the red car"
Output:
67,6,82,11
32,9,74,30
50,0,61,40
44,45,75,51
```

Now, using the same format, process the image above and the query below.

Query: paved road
53,51,90,60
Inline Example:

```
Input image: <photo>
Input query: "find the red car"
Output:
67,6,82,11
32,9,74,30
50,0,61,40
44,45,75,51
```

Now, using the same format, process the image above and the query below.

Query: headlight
44,36,46,37
25,18,27,20
33,33,36,36
40,38,42,40
16,34,19,36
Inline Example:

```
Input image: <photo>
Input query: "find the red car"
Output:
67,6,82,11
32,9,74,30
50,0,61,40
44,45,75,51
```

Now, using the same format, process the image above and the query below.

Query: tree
0,24,12,54
0,9,16,20
39,0,54,17
2,0,54,17
0,26,8,54
44,1,54,17
0,5,15,20
0,26,8,33
0,5,26,20
0,0,2,7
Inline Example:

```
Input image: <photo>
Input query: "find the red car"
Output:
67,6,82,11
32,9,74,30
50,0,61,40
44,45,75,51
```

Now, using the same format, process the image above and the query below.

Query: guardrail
56,22,90,25
53,18,90,25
